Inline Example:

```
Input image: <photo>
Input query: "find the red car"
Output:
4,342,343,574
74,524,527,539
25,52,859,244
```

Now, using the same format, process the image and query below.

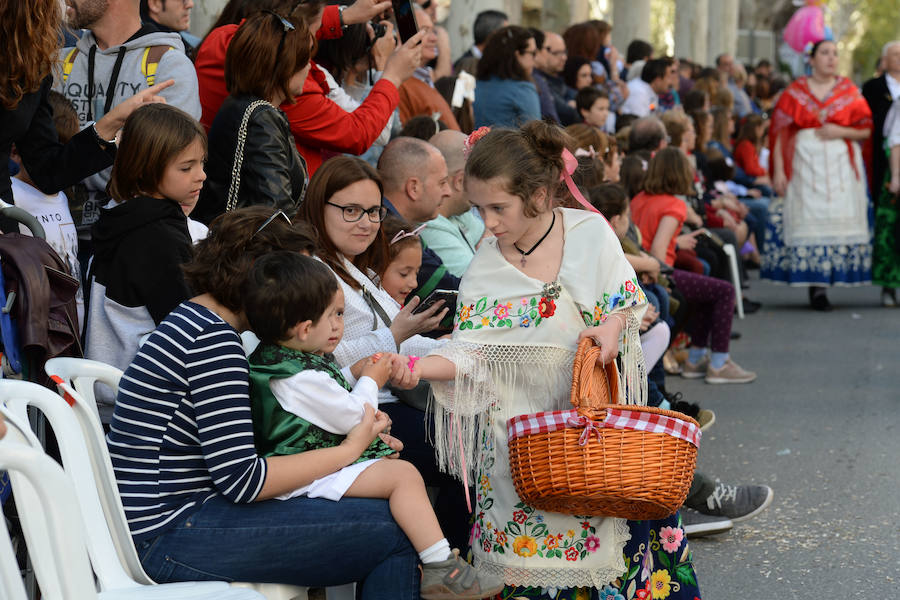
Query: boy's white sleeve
269,370,380,434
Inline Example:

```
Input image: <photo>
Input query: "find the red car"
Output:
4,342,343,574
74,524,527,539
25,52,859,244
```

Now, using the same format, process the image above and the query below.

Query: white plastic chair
0,380,264,600
44,358,351,600
722,243,745,319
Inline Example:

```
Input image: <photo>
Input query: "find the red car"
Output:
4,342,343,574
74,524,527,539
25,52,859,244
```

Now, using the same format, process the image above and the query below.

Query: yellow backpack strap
62,47,79,83
141,45,174,87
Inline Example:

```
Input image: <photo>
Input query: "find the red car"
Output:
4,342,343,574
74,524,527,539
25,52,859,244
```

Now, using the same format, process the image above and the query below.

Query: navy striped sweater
108,301,267,542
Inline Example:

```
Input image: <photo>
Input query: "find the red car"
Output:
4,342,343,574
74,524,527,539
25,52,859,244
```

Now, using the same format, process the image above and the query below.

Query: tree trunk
707,0,739,65
612,0,652,54
674,0,708,64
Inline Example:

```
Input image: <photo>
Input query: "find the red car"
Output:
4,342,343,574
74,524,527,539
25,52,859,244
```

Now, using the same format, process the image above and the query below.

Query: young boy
9,91,84,326
576,87,611,132
243,252,503,600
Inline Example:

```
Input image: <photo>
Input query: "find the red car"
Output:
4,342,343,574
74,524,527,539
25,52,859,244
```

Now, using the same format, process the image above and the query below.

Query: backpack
61,45,174,86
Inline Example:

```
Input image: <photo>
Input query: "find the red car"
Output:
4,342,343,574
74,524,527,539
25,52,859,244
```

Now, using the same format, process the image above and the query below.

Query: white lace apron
429,208,648,589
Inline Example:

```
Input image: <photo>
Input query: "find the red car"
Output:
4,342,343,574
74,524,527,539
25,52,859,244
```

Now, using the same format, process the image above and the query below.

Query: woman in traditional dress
416,121,700,600
873,97,900,305
764,40,873,310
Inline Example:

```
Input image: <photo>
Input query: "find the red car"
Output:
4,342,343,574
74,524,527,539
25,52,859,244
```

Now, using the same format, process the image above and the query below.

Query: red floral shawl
768,76,873,181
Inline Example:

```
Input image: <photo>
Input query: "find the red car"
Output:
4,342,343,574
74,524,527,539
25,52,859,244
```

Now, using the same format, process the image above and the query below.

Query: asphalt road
678,278,900,598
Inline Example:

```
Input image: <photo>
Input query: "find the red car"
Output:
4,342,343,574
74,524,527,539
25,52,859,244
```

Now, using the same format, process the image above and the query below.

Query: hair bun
520,120,571,173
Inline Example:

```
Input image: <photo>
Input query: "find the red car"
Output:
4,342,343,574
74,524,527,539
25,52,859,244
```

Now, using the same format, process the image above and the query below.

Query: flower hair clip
463,126,491,158
390,222,427,245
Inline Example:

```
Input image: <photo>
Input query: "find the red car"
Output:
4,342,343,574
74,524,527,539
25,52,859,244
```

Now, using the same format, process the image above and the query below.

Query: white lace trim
473,518,632,589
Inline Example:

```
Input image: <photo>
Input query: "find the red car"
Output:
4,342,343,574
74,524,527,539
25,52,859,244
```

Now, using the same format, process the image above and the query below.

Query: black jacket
0,77,115,205
195,95,308,225
90,196,193,324
862,75,892,199
536,69,580,126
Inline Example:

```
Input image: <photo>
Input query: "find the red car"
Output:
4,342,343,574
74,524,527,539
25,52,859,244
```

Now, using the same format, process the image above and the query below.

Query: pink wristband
407,356,420,372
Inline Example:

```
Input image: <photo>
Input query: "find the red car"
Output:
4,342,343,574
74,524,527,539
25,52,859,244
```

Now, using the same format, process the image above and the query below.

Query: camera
371,21,387,41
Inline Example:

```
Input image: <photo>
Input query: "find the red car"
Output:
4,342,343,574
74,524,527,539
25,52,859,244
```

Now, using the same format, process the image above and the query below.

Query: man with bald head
378,136,460,296
420,130,486,276
397,7,460,129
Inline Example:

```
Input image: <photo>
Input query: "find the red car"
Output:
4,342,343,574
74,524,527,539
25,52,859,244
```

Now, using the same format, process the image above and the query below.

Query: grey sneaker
681,356,709,379
704,359,757,384
680,508,733,537
420,550,505,600
699,481,773,523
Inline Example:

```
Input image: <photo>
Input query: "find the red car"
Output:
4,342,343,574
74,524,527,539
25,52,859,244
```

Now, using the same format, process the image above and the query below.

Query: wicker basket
507,338,699,520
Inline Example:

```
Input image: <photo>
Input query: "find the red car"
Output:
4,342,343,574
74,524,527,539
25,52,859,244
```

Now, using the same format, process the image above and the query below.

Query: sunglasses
262,10,295,57
252,210,293,238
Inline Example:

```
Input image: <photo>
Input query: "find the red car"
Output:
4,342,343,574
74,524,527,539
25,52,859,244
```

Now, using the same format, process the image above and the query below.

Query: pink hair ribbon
560,147,610,223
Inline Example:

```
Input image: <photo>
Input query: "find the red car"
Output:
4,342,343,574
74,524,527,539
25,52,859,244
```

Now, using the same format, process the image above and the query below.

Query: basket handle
570,337,620,411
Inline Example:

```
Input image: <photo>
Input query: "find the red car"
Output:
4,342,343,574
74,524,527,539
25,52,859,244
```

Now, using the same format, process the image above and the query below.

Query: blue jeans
137,494,418,599
739,196,771,248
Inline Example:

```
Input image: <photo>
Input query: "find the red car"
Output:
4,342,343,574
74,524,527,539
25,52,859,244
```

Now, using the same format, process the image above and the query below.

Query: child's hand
344,404,387,455
388,355,420,389
378,432,404,458
361,352,394,388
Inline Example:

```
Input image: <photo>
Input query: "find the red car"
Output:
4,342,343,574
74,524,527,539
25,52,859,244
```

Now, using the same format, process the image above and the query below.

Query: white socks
419,538,452,564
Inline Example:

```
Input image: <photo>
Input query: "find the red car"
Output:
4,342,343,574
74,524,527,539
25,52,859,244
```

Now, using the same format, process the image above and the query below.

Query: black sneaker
696,480,773,523
680,508,733,537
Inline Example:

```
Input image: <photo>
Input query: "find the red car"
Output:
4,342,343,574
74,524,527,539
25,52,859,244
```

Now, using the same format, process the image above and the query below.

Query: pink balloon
783,6,825,54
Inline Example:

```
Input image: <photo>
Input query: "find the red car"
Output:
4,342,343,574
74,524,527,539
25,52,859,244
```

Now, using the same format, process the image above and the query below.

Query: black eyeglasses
325,201,388,223
253,210,292,238
262,10,294,58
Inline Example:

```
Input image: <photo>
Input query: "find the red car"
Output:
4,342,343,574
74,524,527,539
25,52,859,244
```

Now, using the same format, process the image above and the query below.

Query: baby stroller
0,200,82,599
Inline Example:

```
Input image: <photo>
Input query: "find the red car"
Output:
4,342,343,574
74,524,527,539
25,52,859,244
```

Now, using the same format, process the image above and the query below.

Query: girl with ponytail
416,120,701,600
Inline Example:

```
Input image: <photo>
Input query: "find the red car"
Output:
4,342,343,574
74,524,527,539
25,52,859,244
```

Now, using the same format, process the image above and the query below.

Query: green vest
248,343,395,460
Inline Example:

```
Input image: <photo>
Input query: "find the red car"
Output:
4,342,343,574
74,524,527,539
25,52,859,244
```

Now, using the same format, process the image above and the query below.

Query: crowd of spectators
8,0,900,598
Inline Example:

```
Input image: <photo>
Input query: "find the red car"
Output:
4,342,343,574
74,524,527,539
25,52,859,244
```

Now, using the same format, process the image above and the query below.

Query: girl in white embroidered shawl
416,122,670,594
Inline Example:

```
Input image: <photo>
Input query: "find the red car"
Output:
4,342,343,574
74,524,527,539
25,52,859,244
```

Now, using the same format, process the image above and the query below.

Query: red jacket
733,140,765,178
195,7,399,174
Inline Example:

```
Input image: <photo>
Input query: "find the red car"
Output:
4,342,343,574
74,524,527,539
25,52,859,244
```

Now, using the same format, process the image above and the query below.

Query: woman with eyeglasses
296,157,447,368
472,25,541,128
194,11,312,224
295,156,477,551
107,206,425,598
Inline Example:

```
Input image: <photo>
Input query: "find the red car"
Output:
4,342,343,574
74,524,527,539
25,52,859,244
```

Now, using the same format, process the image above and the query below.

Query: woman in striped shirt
108,206,420,598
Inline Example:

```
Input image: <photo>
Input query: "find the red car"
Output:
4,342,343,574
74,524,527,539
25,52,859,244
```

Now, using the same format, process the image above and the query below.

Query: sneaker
420,550,505,600
697,481,773,523
662,349,682,375
696,409,715,432
680,508,733,537
705,359,757,384
681,356,709,379
882,288,897,307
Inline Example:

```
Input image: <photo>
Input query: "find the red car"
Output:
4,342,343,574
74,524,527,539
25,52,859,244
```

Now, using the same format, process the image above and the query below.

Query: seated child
575,86,611,132
379,215,424,306
243,251,503,600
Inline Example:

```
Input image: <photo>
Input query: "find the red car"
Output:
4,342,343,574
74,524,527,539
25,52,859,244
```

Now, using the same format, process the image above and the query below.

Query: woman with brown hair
295,156,474,551
107,206,426,599
0,0,170,209
196,10,313,224
473,26,541,128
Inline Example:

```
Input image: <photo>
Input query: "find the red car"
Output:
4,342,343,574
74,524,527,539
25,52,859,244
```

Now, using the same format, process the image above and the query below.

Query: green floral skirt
873,187,900,288
493,514,700,600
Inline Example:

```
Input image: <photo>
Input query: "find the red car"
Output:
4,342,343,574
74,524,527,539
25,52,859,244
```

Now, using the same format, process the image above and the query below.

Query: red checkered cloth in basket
507,407,701,447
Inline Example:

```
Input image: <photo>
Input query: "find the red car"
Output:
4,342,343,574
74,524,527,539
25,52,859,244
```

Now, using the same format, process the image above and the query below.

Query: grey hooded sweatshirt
54,27,202,234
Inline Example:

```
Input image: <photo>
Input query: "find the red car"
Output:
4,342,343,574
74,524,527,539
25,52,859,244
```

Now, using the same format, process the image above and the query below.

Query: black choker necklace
513,211,556,267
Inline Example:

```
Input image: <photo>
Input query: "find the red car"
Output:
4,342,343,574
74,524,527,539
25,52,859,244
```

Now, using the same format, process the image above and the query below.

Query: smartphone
391,0,419,43
412,289,458,315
